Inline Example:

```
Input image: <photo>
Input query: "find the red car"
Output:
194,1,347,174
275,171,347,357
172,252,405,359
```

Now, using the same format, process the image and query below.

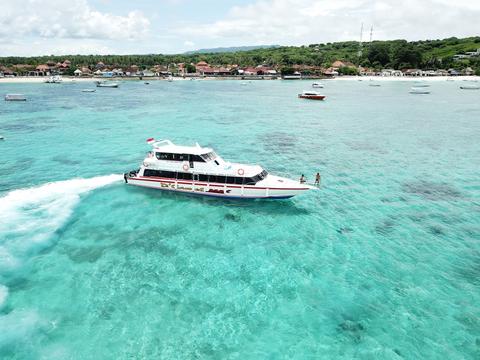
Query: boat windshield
250,169,268,183
201,151,217,161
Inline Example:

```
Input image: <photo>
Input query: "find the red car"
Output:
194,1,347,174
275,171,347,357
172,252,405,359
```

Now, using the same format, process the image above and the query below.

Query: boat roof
151,139,213,155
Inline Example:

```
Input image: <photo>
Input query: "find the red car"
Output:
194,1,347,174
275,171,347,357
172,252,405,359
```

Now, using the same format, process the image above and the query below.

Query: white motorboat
410,87,430,94
312,82,324,88
82,89,96,92
95,81,119,88
369,83,381,87
460,84,479,90
124,139,314,199
5,94,26,101
45,75,63,83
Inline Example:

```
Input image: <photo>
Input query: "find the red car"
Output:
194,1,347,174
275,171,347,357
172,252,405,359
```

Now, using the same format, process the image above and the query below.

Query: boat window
198,174,208,182
200,152,217,161
217,176,226,183
156,152,169,160
226,176,235,184
234,177,244,185
190,155,205,162
177,154,189,161
162,171,175,178
144,169,159,177
244,177,256,185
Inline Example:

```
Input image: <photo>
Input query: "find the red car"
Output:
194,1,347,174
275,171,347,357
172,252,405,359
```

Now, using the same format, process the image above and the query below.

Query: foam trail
0,174,122,271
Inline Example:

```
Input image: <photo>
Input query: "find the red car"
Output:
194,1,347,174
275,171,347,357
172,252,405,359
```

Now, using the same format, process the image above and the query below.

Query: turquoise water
0,79,479,359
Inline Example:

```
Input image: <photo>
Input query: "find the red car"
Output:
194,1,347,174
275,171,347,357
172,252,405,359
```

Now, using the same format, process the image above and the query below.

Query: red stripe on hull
133,176,308,191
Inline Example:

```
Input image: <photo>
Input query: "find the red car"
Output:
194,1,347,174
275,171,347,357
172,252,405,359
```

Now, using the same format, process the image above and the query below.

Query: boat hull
125,176,309,199
298,95,326,100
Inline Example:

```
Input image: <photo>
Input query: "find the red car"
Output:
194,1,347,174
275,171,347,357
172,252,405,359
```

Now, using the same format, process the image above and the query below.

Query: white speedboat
124,139,314,199
460,84,479,90
45,75,63,83
95,81,119,88
312,82,324,88
5,94,26,101
410,87,430,94
82,89,96,92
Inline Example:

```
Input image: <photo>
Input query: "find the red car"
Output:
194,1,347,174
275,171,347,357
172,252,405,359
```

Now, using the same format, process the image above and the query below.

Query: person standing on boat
299,174,306,184
315,172,321,186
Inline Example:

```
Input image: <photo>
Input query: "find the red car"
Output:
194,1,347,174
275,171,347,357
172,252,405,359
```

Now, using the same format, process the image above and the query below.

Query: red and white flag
146,138,155,144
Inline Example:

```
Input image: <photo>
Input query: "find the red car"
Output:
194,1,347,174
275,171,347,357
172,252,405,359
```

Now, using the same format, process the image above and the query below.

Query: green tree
186,64,196,73
367,43,390,66
280,66,294,75
392,43,422,69
338,66,358,75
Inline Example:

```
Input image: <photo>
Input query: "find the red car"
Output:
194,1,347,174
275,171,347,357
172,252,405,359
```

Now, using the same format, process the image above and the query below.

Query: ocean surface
0,79,479,359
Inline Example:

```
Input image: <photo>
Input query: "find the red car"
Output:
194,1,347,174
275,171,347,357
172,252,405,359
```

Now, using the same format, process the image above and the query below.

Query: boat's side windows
144,169,156,177
190,155,205,162
199,174,208,182
156,152,169,160
160,171,175,178
217,176,226,183
177,154,189,161
226,177,235,184
234,177,244,185
244,177,256,185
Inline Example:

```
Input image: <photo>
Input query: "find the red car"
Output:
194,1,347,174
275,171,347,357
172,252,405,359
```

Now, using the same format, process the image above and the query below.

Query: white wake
0,174,122,271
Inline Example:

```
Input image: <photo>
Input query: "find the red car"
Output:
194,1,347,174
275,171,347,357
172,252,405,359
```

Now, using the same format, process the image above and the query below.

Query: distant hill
184,45,280,54
1,37,479,75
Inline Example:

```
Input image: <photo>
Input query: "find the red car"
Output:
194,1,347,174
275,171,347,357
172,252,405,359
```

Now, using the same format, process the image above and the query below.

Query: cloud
0,0,150,40
175,0,480,46
183,40,195,47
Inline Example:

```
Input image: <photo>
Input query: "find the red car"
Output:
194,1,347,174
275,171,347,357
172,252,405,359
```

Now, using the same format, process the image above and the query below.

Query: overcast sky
1,0,479,56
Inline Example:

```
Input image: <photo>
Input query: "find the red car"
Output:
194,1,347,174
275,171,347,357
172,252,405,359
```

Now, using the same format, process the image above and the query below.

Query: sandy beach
332,75,480,82
1,75,479,84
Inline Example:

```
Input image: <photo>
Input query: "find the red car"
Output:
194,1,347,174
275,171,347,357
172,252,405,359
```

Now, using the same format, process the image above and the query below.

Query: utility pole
357,23,364,63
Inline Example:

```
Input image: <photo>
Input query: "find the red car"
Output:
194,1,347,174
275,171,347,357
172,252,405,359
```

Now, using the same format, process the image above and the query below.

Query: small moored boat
410,87,430,94
5,94,26,101
95,81,119,88
82,89,96,92
45,75,63,83
298,91,326,100
124,139,315,199
312,82,324,88
460,84,479,90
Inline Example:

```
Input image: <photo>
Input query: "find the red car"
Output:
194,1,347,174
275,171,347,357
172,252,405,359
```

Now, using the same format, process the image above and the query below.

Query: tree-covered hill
1,36,479,73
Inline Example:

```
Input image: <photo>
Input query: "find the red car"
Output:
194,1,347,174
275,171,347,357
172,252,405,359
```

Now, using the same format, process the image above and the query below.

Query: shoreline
0,75,479,84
